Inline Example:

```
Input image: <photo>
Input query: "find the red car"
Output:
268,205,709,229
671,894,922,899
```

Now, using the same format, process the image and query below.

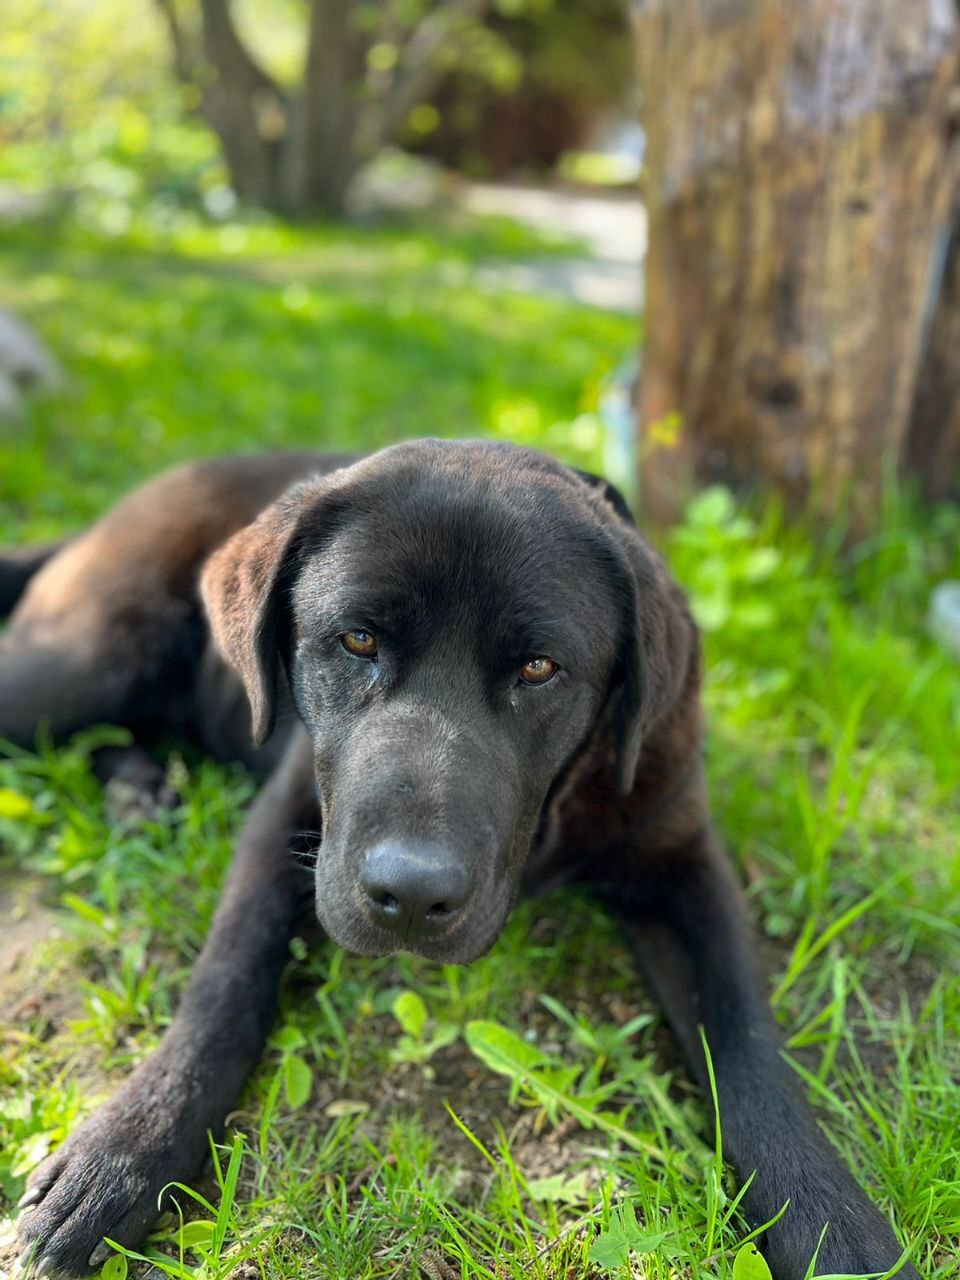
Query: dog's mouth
317,904,502,965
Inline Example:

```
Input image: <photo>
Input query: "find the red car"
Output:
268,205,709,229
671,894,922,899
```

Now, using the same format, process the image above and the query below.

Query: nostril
370,889,399,912
428,900,450,918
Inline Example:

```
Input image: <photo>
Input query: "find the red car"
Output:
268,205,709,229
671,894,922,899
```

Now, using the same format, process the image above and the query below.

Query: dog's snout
360,840,473,939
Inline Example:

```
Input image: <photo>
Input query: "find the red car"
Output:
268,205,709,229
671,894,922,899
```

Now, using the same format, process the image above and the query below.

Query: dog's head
202,441,692,963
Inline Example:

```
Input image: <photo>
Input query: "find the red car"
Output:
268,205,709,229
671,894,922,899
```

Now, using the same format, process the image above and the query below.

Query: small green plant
465,1019,675,1166
389,990,458,1070
269,1023,314,1111
670,485,799,638
539,993,653,1088
588,1199,667,1271
732,1242,774,1280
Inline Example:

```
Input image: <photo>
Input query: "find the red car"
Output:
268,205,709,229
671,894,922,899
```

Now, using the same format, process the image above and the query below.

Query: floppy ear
200,485,317,746
570,468,698,792
610,524,699,795
571,469,637,527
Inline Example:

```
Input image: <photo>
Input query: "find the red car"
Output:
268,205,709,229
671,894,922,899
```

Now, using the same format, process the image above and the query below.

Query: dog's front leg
607,827,916,1280
16,730,318,1278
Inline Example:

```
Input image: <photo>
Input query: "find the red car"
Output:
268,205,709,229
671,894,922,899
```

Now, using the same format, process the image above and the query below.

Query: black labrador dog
4,441,915,1279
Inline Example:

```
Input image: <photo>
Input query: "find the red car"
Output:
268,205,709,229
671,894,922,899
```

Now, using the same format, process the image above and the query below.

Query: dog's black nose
360,840,473,940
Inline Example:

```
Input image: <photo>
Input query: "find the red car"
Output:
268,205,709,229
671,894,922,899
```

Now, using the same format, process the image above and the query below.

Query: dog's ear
601,519,698,795
569,469,697,791
571,469,637,527
200,484,319,746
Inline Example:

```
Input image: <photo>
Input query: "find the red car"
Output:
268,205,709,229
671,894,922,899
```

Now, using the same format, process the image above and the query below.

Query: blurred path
461,182,646,314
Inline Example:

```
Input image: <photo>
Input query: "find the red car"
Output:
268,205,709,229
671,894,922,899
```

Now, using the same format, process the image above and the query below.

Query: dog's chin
316,908,503,966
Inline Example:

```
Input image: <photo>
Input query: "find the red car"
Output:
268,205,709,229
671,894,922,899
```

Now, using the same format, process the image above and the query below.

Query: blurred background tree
0,0,630,219
405,0,632,178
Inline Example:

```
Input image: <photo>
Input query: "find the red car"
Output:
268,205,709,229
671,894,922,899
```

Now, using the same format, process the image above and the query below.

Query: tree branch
200,0,287,103
152,0,203,88
362,0,492,154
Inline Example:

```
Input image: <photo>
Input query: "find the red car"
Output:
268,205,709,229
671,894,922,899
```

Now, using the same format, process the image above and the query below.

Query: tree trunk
285,0,365,216
633,0,960,525
199,0,289,209
906,201,960,501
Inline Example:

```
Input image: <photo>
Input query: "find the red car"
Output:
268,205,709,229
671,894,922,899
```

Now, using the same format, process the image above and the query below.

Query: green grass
1,208,959,1280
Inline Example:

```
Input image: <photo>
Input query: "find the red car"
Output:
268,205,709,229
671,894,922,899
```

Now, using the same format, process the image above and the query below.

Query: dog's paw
15,1097,203,1278
763,1209,919,1280
103,755,179,826
810,1231,919,1280
104,774,178,826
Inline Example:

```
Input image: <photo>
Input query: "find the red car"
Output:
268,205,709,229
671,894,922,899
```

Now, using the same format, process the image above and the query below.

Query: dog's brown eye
341,629,377,658
519,656,557,686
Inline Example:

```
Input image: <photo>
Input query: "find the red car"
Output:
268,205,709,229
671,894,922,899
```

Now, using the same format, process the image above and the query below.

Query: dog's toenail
89,1242,112,1267
32,1254,56,1278
17,1186,42,1209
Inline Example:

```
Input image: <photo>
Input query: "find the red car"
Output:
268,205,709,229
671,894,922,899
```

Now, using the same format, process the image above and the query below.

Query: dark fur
5,442,915,1279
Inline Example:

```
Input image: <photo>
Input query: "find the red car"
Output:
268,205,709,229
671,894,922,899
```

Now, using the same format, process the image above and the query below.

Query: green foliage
104,1134,259,1278
389,991,459,1068
588,1200,667,1271
464,1018,694,1166
0,0,223,212
733,1243,774,1280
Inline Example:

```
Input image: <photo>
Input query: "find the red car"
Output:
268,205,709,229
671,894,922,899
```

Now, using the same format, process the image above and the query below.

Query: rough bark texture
287,0,364,215
633,0,960,524
906,201,960,500
200,0,288,206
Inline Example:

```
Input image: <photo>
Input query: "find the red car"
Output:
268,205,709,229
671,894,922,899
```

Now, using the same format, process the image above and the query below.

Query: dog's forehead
295,452,622,665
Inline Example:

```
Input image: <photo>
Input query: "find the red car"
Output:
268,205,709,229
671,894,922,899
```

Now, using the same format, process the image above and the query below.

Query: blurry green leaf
0,788,33,819
283,1054,312,1110
733,1243,773,1280
742,547,782,582
392,990,427,1040
735,601,776,630
271,1024,306,1052
465,1020,548,1076
690,593,730,632
425,1023,460,1054
527,1170,592,1204
61,892,116,933
687,485,735,528
173,1218,215,1250
99,1254,127,1280
324,1099,369,1118
11,1130,53,1177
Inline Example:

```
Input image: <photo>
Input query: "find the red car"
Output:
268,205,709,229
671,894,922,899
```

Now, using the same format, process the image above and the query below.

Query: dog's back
0,451,351,752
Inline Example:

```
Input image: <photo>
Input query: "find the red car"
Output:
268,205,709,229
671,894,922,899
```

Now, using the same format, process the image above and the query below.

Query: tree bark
906,199,960,501
633,0,960,524
286,0,366,216
199,0,288,208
